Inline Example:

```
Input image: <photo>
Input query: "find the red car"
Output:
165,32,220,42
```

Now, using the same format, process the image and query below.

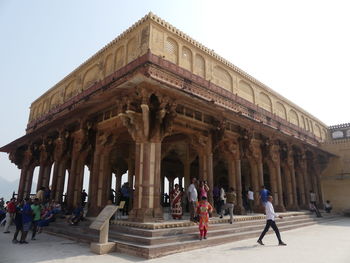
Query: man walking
257,195,287,246
3,198,16,233
187,178,198,221
225,187,236,224
259,185,269,207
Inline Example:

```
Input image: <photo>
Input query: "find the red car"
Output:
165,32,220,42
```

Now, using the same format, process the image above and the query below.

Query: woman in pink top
199,180,210,199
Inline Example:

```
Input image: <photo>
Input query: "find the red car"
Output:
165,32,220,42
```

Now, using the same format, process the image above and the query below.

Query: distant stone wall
321,131,350,212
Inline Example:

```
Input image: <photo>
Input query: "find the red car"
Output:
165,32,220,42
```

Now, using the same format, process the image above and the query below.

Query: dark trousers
258,219,282,243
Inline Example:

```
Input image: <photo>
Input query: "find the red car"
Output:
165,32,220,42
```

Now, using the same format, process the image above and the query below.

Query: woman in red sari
170,184,183,219
196,196,213,240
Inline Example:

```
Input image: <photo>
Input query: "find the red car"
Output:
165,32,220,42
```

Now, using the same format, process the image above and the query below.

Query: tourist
121,182,130,215
247,186,254,213
31,198,42,240
12,200,23,244
225,187,236,224
109,188,116,204
36,187,45,204
218,186,226,218
0,197,4,210
3,198,16,233
170,184,183,219
198,180,209,200
187,177,198,221
81,189,88,207
324,200,332,213
212,185,220,214
19,198,32,244
309,190,321,217
257,195,286,246
259,185,269,207
196,196,213,240
44,187,52,204
68,206,84,225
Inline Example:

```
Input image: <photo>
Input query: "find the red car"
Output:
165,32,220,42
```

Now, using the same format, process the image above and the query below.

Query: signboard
90,205,118,231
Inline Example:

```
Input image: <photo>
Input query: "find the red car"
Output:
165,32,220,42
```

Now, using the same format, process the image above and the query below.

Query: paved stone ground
1,217,349,263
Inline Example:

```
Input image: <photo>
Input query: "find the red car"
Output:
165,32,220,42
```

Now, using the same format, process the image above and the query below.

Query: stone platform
44,211,338,259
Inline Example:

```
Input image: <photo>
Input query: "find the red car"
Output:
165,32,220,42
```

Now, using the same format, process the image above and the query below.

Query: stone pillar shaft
129,141,163,222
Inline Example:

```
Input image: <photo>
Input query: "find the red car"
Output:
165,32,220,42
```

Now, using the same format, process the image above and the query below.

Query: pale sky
1,0,349,185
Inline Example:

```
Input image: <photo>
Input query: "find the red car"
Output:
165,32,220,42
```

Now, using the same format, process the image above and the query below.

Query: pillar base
128,207,163,222
234,205,246,215
254,204,265,213
286,204,299,211
90,242,115,255
275,204,286,212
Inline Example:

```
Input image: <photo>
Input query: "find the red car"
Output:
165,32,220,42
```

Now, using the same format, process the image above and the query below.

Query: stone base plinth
90,242,115,255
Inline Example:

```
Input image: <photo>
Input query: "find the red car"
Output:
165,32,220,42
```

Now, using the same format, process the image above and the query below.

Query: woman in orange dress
196,196,213,240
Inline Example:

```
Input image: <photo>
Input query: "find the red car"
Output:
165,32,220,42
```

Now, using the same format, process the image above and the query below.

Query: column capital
118,91,177,143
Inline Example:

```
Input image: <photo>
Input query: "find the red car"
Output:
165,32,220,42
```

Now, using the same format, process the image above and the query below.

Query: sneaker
279,242,287,246
257,240,264,245
219,215,223,219
199,236,202,241
19,241,28,244
204,236,207,240
31,237,36,240
3,231,10,234
12,239,18,244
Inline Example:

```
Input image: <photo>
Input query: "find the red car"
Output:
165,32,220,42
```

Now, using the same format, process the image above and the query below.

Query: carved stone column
16,148,33,200
313,158,324,207
287,147,298,210
67,129,86,210
247,139,264,212
23,166,35,198
119,87,177,222
299,151,310,208
222,139,244,214
269,143,285,212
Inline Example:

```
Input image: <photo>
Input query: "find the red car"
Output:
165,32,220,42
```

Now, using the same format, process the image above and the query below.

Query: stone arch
82,65,100,90
213,66,232,91
238,80,255,103
164,37,178,64
322,129,328,140
126,37,137,63
301,115,306,130
289,109,299,126
194,54,205,78
50,92,61,109
314,124,322,138
104,53,114,77
181,46,192,71
64,80,76,101
275,101,287,119
259,92,272,112
115,46,125,70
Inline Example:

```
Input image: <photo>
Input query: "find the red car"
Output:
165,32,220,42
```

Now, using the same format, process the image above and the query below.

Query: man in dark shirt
20,198,32,244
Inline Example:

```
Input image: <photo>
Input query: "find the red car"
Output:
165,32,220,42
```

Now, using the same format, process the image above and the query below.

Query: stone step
109,217,318,246
43,212,339,259
115,217,339,259
109,212,316,238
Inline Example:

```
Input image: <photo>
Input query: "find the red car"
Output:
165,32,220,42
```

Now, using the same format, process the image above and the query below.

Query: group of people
1,196,62,244
169,180,330,245
0,185,87,244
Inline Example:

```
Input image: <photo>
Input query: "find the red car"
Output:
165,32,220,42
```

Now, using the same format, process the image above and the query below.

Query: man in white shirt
257,195,286,246
187,178,198,221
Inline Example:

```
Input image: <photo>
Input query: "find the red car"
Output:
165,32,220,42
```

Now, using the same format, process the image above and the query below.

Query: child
196,196,213,240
